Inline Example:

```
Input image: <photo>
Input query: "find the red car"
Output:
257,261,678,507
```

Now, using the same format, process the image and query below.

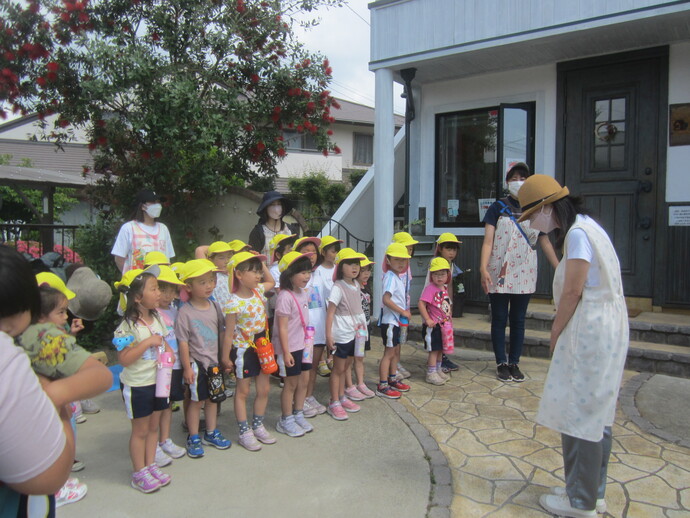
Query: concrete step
521,304,690,347
408,313,690,379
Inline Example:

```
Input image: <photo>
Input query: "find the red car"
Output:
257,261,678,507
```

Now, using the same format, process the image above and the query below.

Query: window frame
352,132,374,166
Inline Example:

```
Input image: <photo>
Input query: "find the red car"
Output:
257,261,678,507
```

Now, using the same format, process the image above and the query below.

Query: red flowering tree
1,0,342,247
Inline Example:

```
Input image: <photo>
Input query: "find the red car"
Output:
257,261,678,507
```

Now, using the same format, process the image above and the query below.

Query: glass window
282,130,318,151
434,103,535,227
353,133,373,165
592,96,627,170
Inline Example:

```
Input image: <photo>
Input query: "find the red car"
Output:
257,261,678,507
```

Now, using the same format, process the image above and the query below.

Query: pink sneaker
327,401,348,421
344,386,366,401
238,430,262,451
357,383,376,398
131,467,161,493
340,397,360,413
306,396,327,415
55,478,87,508
253,424,277,444
302,398,319,418
147,463,171,486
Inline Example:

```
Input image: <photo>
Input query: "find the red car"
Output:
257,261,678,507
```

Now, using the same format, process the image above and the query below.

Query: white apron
536,217,629,442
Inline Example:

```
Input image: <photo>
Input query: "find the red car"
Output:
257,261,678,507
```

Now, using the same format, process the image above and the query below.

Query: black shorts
422,324,443,352
334,339,355,359
278,349,312,377
170,368,185,402
121,383,169,419
364,338,371,352
314,343,326,348
380,324,401,348
232,346,262,379
188,362,210,402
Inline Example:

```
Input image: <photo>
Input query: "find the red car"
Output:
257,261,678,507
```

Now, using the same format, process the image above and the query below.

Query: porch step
523,304,690,347
408,314,690,379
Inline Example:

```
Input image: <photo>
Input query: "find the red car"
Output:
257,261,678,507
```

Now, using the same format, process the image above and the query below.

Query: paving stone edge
383,397,453,518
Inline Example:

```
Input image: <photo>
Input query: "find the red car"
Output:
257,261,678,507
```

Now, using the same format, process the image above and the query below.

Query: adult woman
248,191,294,259
479,163,559,382
518,175,628,518
111,190,175,273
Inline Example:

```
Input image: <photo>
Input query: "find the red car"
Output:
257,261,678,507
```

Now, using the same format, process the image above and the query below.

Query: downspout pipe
400,68,416,229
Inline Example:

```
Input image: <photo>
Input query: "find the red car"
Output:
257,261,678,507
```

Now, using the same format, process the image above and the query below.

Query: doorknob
635,181,653,230
637,180,653,193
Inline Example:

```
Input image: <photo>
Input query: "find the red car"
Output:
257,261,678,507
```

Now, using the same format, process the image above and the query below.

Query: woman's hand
480,269,493,294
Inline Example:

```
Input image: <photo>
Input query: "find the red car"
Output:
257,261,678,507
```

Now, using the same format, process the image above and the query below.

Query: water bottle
441,320,455,354
399,316,409,344
155,351,174,398
303,325,315,363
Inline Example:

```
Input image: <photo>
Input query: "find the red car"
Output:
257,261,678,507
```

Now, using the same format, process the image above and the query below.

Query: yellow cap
335,247,366,264
429,257,451,273
385,243,412,259
319,235,343,252
294,236,321,251
228,239,251,252
180,259,218,282
143,251,170,266
360,257,375,268
392,231,419,247
156,265,185,286
278,251,314,273
269,233,297,262
227,251,267,292
436,233,462,245
170,262,185,275
208,241,232,256
36,272,75,300
113,266,160,312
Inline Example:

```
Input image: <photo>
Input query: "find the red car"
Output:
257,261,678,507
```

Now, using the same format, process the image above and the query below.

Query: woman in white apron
518,175,629,518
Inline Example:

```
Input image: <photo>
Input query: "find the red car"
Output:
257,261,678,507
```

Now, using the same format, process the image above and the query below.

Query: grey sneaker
293,411,314,433
80,399,100,414
276,415,305,437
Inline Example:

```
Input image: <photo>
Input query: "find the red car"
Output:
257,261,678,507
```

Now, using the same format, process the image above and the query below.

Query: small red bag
251,289,278,375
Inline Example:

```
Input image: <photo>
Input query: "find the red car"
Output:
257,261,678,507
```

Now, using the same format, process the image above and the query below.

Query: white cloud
294,0,406,114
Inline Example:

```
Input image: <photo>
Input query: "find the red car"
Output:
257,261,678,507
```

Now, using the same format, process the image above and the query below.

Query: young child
325,248,368,420
392,231,418,380
434,233,462,373
419,258,453,386
267,233,297,325
293,237,327,417
273,251,315,436
344,257,376,399
175,259,231,458
144,251,171,267
377,243,413,399
113,266,175,493
222,252,277,451
315,236,343,374
154,265,187,466
228,239,252,255
207,241,233,311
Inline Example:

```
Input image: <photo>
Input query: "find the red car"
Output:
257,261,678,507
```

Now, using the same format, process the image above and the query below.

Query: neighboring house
334,0,690,310
274,97,403,191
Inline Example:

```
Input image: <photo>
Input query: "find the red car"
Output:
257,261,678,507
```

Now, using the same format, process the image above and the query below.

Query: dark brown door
558,49,666,298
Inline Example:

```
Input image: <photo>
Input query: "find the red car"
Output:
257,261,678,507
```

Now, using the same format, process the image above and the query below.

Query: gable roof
332,98,405,127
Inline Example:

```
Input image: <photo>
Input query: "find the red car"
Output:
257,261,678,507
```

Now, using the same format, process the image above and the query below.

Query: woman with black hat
111,189,175,273
479,163,559,382
248,191,296,259
518,175,628,518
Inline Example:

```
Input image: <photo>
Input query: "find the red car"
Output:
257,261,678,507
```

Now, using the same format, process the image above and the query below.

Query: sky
293,0,406,114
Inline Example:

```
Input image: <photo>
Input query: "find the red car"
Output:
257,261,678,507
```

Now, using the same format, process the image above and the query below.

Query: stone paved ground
370,342,690,518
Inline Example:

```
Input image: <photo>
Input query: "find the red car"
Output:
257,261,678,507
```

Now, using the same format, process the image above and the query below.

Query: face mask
144,203,162,219
529,205,558,234
507,180,524,198
267,205,282,220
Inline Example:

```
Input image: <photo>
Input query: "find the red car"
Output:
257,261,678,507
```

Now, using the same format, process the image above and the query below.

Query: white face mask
507,180,524,198
267,204,283,220
144,203,162,219
529,205,558,234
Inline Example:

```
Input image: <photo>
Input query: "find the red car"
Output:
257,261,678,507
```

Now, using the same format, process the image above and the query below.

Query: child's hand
183,366,195,385
425,318,436,328
402,310,412,320
326,337,335,352
221,358,234,373
285,353,295,367
70,318,84,335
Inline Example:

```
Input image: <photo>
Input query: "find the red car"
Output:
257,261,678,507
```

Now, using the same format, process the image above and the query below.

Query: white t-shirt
307,264,335,344
0,332,66,484
328,280,367,343
381,270,408,326
567,215,602,287
111,221,175,269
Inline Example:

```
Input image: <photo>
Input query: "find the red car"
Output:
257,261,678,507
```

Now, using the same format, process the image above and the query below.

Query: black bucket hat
256,190,292,215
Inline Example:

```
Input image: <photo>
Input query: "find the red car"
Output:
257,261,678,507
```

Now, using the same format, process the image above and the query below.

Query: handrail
317,218,373,255
0,222,81,261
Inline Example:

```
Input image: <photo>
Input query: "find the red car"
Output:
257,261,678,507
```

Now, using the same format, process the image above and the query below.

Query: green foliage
247,175,276,193
348,169,366,188
288,170,347,228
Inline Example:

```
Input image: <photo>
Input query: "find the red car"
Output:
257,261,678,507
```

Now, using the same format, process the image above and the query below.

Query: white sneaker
55,479,87,507
276,415,305,437
540,494,596,517
551,487,607,514
397,363,412,379
293,411,314,433
160,438,185,459
154,444,173,467
80,399,100,414
302,398,318,418
425,371,446,386
305,396,327,415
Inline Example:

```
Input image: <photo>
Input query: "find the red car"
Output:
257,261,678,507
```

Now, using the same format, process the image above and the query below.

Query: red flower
141,151,151,160
36,76,47,88
58,119,69,128
296,125,304,133
87,142,96,150
327,129,333,135
273,106,281,114
322,150,328,157
46,71,58,82
236,0,245,13
244,123,253,131
96,119,106,127
4,51,15,61
250,73,259,84
97,136,107,146
306,101,315,112
334,146,341,154
325,67,332,75
78,12,89,23
256,141,266,152
60,12,71,22
302,59,310,67
151,32,160,41
277,148,286,157
46,62,59,72
323,59,329,68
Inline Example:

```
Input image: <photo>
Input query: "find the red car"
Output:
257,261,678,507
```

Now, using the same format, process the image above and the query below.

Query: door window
593,97,627,170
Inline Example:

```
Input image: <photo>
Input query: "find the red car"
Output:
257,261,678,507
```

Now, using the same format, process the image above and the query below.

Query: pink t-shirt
0,332,66,484
419,284,451,324
272,288,309,354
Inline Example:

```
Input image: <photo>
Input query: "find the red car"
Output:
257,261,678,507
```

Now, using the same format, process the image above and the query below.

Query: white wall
667,42,690,203
275,152,343,181
414,64,557,236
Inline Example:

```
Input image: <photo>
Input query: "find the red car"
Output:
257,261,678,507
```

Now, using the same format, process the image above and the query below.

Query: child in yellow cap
347,257,376,398
207,241,233,311
391,231,418,380
419,258,453,386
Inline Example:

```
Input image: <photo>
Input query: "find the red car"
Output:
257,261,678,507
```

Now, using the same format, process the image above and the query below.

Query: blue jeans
488,293,531,365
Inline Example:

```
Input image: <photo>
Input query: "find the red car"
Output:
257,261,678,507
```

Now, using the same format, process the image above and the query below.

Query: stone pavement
391,343,690,517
